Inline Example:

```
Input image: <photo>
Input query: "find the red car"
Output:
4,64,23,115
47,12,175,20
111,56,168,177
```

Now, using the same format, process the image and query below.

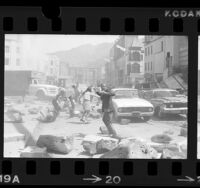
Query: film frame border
0,6,199,186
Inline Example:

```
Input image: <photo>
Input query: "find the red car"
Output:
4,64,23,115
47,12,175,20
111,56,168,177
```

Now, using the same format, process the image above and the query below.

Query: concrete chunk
37,135,74,154
82,135,118,155
101,140,159,159
161,149,186,159
149,143,180,153
20,146,50,158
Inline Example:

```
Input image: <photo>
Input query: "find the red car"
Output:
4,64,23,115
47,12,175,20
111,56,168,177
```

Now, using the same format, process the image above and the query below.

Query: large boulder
20,146,50,158
36,135,74,154
82,135,119,155
101,139,159,159
161,149,186,159
179,128,187,137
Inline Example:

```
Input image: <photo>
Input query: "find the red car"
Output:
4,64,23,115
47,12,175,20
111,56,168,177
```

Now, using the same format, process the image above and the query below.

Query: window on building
147,62,149,71
145,48,147,56
129,51,141,61
16,58,20,66
151,46,153,54
51,60,54,66
5,46,10,53
5,58,9,65
150,62,152,70
132,63,140,73
148,47,150,56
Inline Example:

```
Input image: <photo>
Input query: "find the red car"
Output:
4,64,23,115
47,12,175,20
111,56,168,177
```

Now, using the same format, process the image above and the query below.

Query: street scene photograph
4,34,188,159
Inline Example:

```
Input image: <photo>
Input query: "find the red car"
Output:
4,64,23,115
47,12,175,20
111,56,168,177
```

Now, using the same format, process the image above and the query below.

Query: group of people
45,83,118,138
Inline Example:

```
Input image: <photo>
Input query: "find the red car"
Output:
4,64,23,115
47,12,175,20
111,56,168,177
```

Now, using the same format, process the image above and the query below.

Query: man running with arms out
95,84,117,138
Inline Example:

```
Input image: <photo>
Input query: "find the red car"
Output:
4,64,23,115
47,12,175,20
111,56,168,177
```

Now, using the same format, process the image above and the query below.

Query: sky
19,34,120,54
7,34,144,54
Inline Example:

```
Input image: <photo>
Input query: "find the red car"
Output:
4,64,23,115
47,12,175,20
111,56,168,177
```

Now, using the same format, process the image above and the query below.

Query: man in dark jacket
95,84,117,137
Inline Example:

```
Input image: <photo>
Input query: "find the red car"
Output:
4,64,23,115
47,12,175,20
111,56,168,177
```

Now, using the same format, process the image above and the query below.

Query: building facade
68,66,98,86
106,35,145,87
5,35,23,71
45,54,60,85
144,36,188,86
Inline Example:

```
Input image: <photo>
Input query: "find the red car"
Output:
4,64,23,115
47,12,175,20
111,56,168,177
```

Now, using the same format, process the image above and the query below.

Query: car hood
159,97,187,103
112,98,153,108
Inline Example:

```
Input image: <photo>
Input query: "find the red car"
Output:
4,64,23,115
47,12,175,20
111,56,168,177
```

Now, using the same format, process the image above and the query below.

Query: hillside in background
53,42,113,67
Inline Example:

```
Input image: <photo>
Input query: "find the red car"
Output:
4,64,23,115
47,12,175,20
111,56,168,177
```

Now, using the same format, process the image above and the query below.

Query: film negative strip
0,3,200,186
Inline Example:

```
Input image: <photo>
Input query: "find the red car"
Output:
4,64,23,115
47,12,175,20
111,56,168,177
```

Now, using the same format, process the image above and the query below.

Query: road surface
4,96,187,158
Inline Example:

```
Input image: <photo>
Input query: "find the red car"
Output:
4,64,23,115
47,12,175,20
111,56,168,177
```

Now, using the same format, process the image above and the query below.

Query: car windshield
113,90,139,99
154,90,179,98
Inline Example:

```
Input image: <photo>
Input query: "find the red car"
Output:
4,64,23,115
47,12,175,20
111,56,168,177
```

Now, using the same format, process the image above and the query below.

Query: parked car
111,88,154,122
142,88,187,118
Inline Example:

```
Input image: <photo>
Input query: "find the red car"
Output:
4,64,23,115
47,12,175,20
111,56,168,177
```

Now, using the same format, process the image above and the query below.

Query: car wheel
142,116,151,122
36,90,45,100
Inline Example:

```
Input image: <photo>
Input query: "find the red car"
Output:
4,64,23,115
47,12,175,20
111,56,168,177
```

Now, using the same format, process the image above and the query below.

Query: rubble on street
4,96,188,159
161,149,186,159
20,146,51,158
82,135,119,155
37,135,74,154
100,138,160,159
4,34,189,159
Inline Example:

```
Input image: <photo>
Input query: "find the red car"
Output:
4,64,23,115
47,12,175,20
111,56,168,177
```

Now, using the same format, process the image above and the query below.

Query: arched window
131,63,140,73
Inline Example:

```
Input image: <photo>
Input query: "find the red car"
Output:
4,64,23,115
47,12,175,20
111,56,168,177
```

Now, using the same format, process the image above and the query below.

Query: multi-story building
57,61,72,87
144,36,188,88
109,35,145,87
104,46,115,87
68,65,98,86
125,36,144,86
45,54,60,85
5,35,23,71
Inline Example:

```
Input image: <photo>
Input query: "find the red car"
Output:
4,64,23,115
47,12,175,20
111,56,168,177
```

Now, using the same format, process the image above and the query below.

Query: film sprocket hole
0,4,199,186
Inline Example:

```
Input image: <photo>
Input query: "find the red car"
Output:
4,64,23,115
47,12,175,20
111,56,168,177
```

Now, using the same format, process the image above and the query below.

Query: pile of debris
81,135,160,159
4,105,24,123
20,135,74,158
81,133,187,159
